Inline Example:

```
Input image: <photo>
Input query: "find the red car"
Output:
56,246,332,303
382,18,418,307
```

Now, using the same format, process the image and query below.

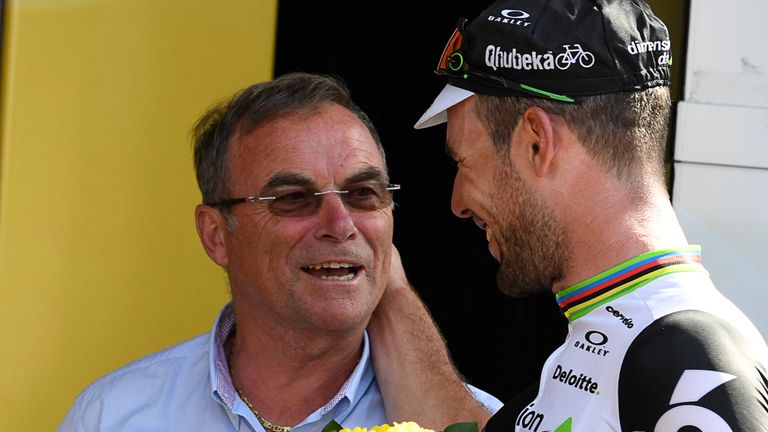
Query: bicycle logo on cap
555,44,595,70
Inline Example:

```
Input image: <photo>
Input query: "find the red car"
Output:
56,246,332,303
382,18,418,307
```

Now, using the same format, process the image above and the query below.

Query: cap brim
414,84,475,129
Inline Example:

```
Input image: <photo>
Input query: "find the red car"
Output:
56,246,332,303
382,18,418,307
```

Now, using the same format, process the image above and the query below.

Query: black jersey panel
484,381,540,432
618,310,768,431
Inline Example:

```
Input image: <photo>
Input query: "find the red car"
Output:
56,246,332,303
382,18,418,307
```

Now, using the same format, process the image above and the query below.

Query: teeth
319,273,356,281
486,227,493,242
307,262,353,270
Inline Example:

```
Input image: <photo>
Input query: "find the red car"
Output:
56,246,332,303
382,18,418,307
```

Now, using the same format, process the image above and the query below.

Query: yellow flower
340,427,371,432
340,421,435,432
390,422,436,432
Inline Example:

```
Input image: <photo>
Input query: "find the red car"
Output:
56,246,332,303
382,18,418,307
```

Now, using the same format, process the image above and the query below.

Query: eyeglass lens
265,183,398,217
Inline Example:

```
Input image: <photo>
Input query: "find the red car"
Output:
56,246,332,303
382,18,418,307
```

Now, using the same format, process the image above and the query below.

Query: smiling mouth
302,262,361,281
472,217,492,242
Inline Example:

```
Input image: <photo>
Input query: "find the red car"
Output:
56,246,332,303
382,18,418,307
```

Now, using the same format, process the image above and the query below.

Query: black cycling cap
416,0,672,129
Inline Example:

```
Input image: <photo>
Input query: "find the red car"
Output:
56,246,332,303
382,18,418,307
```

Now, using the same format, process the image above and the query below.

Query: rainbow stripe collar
556,246,707,322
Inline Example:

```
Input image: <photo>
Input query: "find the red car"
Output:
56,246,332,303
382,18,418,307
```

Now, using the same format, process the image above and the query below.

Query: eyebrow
262,172,314,192
344,166,388,185
261,165,388,192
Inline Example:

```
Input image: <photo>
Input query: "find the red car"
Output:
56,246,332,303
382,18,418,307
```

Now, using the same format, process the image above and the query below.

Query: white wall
672,0,768,336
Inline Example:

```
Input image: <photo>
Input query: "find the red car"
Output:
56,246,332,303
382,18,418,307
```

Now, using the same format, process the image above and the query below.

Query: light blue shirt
58,303,502,432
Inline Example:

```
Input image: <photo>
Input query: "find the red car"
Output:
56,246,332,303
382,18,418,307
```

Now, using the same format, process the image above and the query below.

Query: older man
57,73,501,432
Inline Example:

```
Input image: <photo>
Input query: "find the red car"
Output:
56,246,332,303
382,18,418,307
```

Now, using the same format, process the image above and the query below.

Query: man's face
223,104,393,334
446,97,567,297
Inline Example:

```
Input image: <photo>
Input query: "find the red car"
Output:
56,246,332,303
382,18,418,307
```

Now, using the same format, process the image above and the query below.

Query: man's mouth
302,262,361,281
473,217,492,242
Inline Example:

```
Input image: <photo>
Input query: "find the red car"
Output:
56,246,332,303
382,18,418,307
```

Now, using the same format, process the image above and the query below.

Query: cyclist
369,0,768,430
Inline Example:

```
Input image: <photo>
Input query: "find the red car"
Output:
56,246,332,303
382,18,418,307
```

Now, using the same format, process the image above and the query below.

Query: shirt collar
556,245,708,322
208,302,375,423
210,302,238,408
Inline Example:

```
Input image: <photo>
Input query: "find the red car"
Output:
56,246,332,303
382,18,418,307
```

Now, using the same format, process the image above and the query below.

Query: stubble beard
493,165,569,298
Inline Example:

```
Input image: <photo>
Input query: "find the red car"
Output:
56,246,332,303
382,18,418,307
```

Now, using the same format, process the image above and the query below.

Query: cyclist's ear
518,106,557,179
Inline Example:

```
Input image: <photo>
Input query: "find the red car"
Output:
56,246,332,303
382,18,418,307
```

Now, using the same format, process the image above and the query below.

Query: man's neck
226,317,365,426
553,182,688,293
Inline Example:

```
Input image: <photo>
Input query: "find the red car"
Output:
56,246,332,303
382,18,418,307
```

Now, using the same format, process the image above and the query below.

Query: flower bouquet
321,419,479,432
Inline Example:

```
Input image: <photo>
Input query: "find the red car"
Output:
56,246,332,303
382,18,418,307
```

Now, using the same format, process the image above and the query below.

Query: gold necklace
235,387,292,432
228,342,292,432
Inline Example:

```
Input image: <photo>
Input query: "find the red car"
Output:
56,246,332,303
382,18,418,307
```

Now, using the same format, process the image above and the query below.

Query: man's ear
195,204,229,267
520,106,557,178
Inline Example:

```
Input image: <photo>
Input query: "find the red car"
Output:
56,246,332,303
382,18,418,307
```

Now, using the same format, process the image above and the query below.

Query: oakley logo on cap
488,10,532,27
500,9,530,19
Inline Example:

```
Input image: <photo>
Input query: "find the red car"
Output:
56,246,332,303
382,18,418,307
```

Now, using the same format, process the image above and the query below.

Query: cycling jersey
485,246,768,432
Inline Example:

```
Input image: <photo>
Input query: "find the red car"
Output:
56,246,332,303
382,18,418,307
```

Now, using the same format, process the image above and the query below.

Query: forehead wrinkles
237,106,378,155
322,140,386,180
263,165,389,192
228,111,386,190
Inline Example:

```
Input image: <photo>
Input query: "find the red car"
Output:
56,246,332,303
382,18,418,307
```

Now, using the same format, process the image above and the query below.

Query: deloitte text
552,364,599,394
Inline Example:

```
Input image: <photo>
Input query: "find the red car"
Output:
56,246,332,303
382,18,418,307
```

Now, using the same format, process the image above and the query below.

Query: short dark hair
193,72,385,206
474,87,671,185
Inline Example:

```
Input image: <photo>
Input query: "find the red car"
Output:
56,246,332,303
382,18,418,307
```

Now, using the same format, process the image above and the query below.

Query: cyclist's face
446,98,502,260
492,159,568,297
446,97,568,297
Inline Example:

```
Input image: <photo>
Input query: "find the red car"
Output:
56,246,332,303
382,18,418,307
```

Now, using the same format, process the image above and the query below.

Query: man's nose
450,177,473,219
314,193,358,242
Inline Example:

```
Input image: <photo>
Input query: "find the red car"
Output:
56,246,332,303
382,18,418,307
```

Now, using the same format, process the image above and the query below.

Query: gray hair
193,72,386,229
